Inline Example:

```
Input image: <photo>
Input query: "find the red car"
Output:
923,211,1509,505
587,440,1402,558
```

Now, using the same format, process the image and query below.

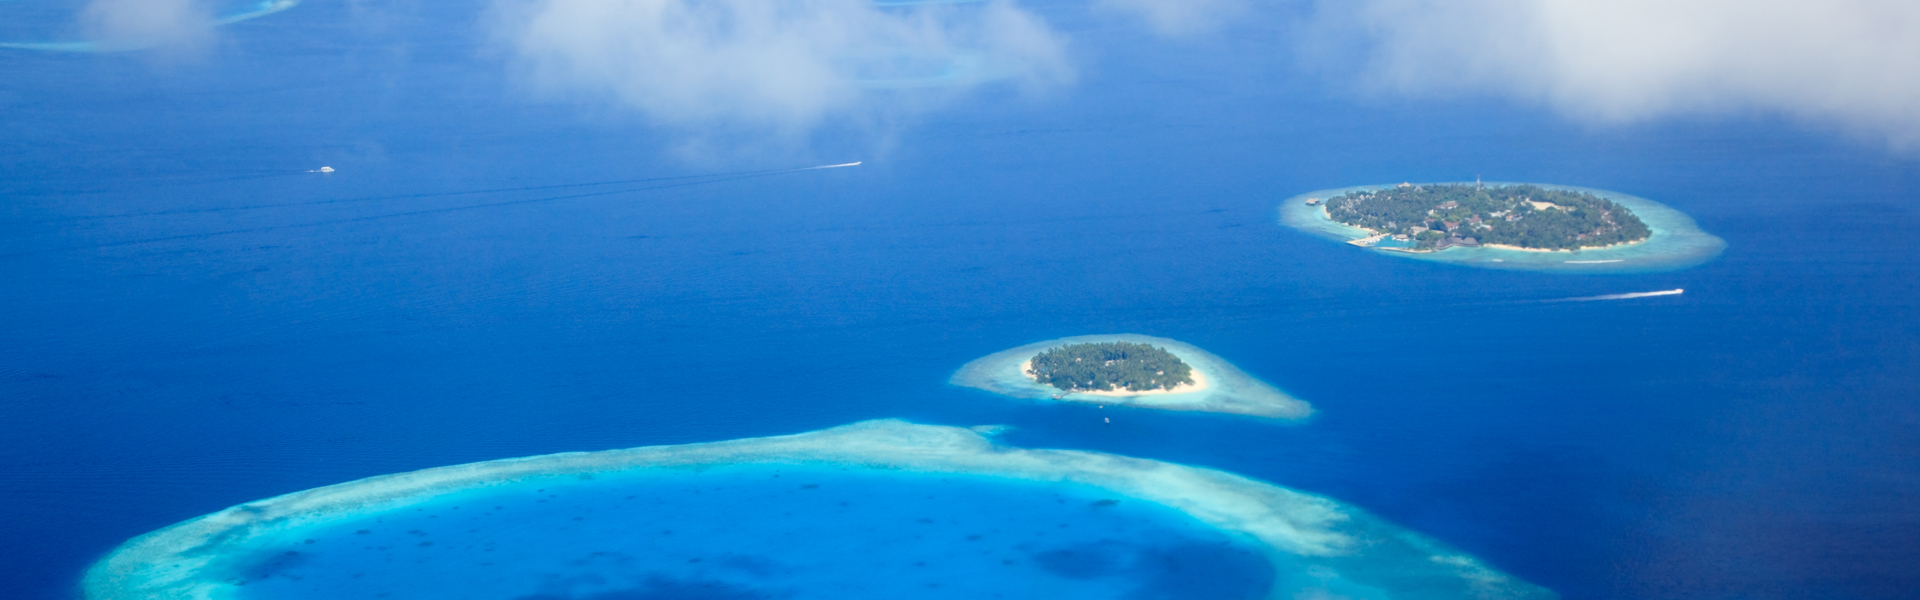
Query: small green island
953,334,1311,418
1026,342,1195,393
1320,183,1651,251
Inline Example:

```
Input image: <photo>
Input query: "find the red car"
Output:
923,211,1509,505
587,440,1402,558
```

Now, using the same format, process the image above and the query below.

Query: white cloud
491,0,1071,135
1095,0,1246,37
1310,0,1920,145
79,0,216,50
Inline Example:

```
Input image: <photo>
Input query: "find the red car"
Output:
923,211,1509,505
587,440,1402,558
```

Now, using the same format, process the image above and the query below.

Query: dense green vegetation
1324,184,1651,250
1028,342,1195,393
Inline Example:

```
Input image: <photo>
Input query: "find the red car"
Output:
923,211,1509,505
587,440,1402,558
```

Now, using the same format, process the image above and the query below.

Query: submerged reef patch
86,420,1546,599
951,334,1313,419
1278,183,1725,273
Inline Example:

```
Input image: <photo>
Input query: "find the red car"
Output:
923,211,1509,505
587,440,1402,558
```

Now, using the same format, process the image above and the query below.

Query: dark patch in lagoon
1032,543,1125,579
1031,540,1273,600
715,554,781,578
232,548,315,583
514,575,779,600
1125,542,1275,600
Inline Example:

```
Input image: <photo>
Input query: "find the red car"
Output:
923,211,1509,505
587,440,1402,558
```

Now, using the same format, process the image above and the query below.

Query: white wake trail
805,161,863,170
1552,289,1684,302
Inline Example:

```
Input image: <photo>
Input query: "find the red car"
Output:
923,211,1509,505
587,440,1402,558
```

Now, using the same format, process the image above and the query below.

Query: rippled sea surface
3,2,1917,599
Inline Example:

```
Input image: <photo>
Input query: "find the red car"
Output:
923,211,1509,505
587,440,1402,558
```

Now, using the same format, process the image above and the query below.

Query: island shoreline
1280,182,1726,273
950,334,1312,419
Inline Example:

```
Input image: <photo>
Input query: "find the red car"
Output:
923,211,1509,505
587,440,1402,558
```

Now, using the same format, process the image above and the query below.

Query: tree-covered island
1322,184,1651,251
1027,342,1195,393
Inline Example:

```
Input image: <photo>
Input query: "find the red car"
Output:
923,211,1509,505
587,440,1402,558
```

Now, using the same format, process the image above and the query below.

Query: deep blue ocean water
3,1,1918,599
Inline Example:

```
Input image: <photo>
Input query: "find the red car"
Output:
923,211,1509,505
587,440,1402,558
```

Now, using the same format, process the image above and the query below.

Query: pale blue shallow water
218,466,1271,600
3,1,1919,600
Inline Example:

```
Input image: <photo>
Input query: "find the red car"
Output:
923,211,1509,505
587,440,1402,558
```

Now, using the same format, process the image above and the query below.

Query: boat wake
1551,289,1684,302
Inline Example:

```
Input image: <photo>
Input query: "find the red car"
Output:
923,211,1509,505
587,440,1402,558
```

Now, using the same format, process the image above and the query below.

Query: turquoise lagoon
952,334,1313,419
1278,184,1726,273
86,421,1545,600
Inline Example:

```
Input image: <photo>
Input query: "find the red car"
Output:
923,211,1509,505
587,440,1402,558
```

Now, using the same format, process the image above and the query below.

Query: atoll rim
951,334,1313,419
1278,183,1726,273
84,420,1550,600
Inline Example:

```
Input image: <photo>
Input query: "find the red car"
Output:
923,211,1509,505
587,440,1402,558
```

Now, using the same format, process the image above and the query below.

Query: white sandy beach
1481,240,1645,253
1342,228,1648,254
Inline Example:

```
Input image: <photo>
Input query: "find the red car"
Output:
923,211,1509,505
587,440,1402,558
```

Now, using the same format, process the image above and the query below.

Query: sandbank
1278,183,1725,273
84,420,1549,600
953,334,1311,419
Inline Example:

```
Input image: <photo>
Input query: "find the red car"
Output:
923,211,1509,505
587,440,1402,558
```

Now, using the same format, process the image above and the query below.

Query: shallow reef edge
85,419,1550,600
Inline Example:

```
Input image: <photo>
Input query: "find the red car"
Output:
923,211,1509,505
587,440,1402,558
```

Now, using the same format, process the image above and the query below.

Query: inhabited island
952,334,1310,419
1324,183,1650,251
1279,181,1727,272
1025,341,1198,395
